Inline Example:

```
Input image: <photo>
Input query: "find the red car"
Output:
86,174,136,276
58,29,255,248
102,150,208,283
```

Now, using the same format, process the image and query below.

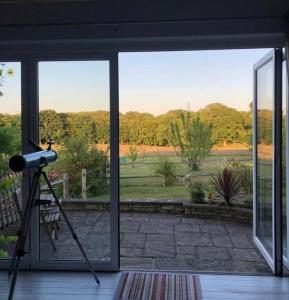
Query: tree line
37,103,253,146
1,102,276,149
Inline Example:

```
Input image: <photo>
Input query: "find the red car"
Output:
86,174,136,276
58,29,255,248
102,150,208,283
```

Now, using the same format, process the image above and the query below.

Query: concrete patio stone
175,232,213,246
120,221,140,233
228,248,264,262
230,233,255,249
176,245,197,256
139,223,173,234
175,223,200,233
212,233,233,248
144,240,175,257
196,247,230,260
36,211,270,274
181,217,206,225
200,224,227,233
146,234,174,243
120,248,144,257
154,258,194,270
121,233,146,248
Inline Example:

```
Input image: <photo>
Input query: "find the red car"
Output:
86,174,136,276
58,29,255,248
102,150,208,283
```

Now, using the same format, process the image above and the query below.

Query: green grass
120,186,189,201
118,152,253,201
120,153,252,177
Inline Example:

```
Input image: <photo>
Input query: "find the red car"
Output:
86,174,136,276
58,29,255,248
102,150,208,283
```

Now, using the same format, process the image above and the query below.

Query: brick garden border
62,199,252,224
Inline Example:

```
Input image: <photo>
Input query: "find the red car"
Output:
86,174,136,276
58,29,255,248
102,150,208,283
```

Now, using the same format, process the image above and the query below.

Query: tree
170,112,212,171
199,103,252,145
156,110,190,146
40,110,63,142
0,119,20,155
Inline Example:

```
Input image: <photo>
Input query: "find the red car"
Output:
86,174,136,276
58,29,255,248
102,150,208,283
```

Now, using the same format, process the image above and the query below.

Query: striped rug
113,272,202,300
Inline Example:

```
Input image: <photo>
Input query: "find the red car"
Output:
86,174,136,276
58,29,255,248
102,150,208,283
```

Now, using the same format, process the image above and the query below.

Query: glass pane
283,60,288,257
38,61,111,262
0,62,22,259
256,59,274,256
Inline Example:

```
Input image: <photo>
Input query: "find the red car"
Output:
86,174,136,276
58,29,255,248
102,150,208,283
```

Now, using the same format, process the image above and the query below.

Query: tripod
8,166,100,300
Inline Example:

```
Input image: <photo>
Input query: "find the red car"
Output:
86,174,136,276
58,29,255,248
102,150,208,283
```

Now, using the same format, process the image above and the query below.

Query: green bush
55,136,109,197
0,176,14,192
228,159,253,194
0,235,17,258
183,175,206,203
155,156,176,186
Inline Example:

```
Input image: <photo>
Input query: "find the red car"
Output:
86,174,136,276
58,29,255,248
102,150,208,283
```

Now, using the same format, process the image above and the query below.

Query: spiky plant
211,167,242,209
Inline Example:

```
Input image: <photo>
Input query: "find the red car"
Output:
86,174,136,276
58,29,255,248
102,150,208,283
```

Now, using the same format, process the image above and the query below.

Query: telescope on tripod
7,139,100,300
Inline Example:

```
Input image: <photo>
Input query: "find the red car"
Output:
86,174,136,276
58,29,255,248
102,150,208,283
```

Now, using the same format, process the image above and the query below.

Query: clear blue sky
0,49,270,115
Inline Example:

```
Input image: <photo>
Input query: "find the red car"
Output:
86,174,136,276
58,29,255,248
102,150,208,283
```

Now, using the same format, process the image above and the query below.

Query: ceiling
0,0,288,26
0,0,287,47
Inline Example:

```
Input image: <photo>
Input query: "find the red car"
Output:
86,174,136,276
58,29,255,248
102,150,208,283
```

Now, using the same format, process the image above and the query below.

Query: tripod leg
8,256,21,300
42,171,100,286
8,170,42,300
8,171,40,276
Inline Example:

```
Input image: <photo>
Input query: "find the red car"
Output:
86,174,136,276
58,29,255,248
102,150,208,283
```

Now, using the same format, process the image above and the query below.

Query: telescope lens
9,155,26,172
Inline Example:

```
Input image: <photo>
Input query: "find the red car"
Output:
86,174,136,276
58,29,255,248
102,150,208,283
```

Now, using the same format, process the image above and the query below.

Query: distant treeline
0,102,275,147
37,103,253,146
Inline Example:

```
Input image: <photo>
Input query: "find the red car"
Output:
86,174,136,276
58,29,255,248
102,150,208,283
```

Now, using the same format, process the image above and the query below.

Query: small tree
155,156,176,186
127,144,138,168
170,112,212,171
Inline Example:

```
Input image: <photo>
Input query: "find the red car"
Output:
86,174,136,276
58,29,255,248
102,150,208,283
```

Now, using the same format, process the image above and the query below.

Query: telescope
7,139,100,300
9,149,57,172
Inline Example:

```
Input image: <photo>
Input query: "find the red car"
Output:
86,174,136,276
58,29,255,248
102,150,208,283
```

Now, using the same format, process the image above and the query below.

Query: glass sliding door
28,54,119,271
253,49,283,274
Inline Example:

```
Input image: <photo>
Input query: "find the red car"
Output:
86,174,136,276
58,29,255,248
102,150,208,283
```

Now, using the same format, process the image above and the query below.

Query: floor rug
113,272,203,300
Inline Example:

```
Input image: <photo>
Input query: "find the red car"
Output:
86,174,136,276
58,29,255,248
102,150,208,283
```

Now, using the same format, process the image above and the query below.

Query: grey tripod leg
41,171,100,285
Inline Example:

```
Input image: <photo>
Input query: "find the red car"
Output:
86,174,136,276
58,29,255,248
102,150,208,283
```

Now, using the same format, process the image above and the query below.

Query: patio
38,211,270,274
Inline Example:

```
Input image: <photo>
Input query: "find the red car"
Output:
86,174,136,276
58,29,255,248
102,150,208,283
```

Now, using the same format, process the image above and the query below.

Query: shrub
0,235,17,258
211,167,242,208
56,136,109,197
228,159,253,194
0,176,14,192
155,156,176,186
183,175,206,203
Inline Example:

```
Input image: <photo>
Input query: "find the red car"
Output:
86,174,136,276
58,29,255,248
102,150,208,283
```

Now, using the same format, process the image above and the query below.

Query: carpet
113,272,203,300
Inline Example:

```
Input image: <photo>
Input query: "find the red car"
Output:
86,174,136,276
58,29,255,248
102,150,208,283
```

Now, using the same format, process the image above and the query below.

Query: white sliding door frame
253,48,283,275
26,52,119,271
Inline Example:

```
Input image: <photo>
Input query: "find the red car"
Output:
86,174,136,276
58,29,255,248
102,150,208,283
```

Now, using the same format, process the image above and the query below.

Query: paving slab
175,232,213,247
1,210,271,274
196,247,230,260
144,240,175,257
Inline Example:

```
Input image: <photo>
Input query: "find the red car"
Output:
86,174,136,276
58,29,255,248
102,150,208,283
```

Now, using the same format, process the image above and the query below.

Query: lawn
118,151,253,201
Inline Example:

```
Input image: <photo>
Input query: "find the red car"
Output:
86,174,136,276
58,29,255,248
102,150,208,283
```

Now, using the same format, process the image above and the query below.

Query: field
118,148,253,201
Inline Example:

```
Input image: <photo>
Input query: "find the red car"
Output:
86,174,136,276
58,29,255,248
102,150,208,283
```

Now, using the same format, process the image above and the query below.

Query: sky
0,48,270,115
